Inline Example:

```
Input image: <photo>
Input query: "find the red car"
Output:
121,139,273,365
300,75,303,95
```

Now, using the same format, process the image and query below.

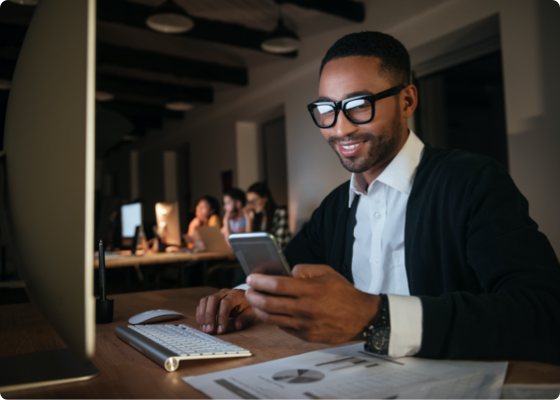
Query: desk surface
94,251,236,268
1,287,560,399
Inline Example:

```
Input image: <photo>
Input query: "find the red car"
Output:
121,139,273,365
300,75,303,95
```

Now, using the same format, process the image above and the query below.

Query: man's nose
333,109,358,138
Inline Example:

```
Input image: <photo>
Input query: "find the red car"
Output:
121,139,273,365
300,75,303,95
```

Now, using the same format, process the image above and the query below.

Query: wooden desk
94,251,236,269
1,287,560,399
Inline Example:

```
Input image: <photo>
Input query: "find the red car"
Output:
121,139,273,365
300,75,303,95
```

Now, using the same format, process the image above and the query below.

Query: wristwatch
363,294,391,355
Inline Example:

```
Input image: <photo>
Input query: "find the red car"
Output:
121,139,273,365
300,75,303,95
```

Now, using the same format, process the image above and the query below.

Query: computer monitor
0,0,99,392
155,202,182,246
121,202,143,239
121,202,143,248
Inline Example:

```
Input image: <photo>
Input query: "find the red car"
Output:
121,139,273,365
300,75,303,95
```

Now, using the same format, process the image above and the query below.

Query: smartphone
228,232,292,277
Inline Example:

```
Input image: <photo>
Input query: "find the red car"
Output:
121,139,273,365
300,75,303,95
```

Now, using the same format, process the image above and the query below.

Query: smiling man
196,32,560,364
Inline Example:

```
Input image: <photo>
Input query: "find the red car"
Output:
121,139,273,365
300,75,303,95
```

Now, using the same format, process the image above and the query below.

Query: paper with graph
183,343,507,399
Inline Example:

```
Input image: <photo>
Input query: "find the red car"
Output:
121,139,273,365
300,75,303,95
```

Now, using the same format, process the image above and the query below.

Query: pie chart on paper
272,369,325,384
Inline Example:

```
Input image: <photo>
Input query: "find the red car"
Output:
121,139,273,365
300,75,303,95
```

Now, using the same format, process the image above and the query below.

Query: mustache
327,133,375,146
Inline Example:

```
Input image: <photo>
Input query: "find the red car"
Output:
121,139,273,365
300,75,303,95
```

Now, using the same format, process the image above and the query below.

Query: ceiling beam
96,0,297,58
125,116,163,131
0,91,9,105
278,0,365,23
99,100,184,120
0,24,248,86
96,74,213,104
97,43,248,86
0,59,14,80
0,24,26,49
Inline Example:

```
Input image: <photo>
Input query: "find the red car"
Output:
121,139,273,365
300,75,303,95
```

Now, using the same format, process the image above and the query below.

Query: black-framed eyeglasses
307,84,406,129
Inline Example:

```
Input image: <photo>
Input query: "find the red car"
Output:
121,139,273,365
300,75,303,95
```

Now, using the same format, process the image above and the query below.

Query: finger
196,297,208,328
216,293,243,334
245,288,301,317
292,264,335,279
252,307,299,329
203,291,228,333
246,274,302,297
234,307,256,330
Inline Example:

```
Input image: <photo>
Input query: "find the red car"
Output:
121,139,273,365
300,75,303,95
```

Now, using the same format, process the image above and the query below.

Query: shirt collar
348,131,425,207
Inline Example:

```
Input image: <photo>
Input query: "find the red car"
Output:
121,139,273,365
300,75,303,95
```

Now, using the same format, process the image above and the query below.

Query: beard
327,107,403,173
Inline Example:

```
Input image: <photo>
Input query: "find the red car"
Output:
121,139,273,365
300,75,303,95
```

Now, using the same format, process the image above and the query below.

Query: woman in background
184,196,221,245
245,182,291,250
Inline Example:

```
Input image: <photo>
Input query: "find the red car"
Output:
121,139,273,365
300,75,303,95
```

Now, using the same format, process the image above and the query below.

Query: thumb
234,307,256,330
292,264,335,279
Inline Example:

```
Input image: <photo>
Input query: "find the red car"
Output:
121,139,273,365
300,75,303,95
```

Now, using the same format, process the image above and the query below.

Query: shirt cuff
234,283,249,291
386,294,423,357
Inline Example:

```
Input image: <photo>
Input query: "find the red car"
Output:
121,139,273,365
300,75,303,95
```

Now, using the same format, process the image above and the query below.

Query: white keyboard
114,324,252,372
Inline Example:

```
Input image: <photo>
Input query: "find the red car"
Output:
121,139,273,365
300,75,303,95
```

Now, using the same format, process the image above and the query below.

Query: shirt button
374,212,381,219
374,259,379,264
341,264,347,272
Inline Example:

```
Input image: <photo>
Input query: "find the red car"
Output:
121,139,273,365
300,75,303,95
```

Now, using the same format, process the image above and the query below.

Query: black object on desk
96,240,114,324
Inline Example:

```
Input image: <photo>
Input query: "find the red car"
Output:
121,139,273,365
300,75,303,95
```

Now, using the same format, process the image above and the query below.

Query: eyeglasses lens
312,98,373,128
345,98,372,123
313,105,335,128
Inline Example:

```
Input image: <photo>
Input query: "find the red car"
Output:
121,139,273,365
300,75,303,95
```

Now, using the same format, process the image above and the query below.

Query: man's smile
338,140,367,157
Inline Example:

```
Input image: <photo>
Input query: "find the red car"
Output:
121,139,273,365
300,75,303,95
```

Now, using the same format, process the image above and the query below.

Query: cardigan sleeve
416,161,560,365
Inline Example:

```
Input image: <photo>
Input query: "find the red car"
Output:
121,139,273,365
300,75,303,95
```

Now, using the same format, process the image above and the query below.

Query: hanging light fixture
95,91,115,102
146,0,195,35
261,5,300,54
165,100,194,111
7,0,39,5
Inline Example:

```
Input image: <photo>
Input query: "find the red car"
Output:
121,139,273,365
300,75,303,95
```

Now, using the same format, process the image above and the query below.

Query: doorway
261,117,288,207
415,52,509,170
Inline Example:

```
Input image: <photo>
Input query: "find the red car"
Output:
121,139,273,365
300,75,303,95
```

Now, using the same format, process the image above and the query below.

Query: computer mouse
129,309,184,325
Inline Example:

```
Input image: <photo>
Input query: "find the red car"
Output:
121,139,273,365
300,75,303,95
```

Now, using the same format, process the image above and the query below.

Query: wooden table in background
94,251,236,268
1,287,560,399
94,251,237,289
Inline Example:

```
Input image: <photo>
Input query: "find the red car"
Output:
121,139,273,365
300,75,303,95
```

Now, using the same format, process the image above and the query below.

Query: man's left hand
245,264,380,344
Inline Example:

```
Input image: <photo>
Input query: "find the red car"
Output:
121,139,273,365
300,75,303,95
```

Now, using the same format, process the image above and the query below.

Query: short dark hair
223,188,246,207
319,31,410,85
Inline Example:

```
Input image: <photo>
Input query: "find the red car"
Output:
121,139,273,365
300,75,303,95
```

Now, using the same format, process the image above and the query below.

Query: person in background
221,188,249,242
245,182,291,250
184,196,221,246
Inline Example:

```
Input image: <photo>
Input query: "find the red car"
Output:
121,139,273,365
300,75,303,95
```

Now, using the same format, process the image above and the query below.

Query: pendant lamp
261,18,300,54
7,0,39,5
146,0,195,34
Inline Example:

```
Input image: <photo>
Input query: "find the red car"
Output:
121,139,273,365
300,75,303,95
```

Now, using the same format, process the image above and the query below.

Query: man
196,32,560,364
221,188,249,241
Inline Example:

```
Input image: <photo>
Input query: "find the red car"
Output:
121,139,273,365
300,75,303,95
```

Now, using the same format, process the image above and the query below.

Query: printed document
183,343,507,399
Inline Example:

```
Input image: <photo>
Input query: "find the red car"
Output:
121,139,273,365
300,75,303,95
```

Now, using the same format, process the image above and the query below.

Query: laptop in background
196,226,233,253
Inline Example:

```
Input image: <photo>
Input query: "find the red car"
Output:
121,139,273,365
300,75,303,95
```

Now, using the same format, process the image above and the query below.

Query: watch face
371,327,390,352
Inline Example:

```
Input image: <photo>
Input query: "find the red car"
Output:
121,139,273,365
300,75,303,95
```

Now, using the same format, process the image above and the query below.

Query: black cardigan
284,146,560,365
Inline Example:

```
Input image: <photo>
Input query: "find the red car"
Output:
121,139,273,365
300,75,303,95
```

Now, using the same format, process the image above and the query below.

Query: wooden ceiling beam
99,100,184,120
96,74,213,104
0,59,15,80
0,24,26,49
0,24,248,86
97,43,248,86
278,0,365,23
96,0,297,58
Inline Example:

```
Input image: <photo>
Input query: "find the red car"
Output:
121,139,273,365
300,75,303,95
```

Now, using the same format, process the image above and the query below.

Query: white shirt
350,131,424,357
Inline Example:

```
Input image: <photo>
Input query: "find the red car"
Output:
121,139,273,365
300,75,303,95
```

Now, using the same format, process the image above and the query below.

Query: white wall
137,0,560,255
235,121,261,191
